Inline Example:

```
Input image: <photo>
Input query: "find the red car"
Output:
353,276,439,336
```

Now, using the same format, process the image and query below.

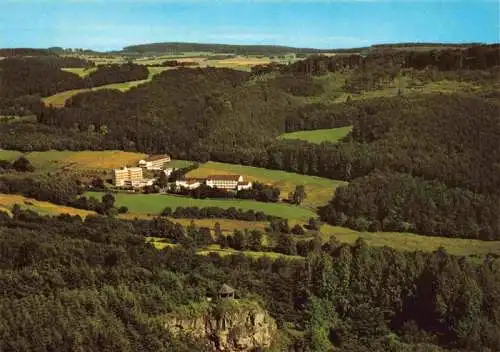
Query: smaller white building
163,168,174,177
236,181,253,191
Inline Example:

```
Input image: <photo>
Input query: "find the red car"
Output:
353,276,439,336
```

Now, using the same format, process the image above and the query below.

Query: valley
0,37,499,352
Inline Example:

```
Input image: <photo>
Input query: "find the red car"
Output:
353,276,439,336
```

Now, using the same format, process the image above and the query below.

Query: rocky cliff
165,299,277,351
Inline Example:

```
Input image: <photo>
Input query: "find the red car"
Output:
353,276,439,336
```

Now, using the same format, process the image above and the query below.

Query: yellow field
0,194,94,217
320,224,500,257
25,150,147,171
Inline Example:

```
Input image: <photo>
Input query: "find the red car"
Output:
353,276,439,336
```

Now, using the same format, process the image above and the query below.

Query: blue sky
1,0,498,50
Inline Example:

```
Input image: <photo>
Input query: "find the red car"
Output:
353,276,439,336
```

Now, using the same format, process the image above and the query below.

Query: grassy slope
0,194,95,217
278,126,353,144
320,224,500,257
306,72,482,105
25,150,147,172
186,161,346,209
87,191,316,221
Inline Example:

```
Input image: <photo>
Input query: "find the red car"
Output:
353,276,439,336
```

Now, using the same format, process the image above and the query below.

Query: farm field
0,193,95,217
320,224,500,258
186,161,346,208
87,191,316,221
24,150,147,171
278,126,353,144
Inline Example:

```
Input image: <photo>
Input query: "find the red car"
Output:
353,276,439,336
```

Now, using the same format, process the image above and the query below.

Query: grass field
278,126,353,144
0,193,94,217
320,224,500,258
0,150,23,161
186,162,346,208
87,192,316,221
25,150,147,171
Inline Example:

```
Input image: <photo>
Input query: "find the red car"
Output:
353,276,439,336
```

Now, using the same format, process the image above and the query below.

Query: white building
205,175,244,190
129,178,156,188
113,167,143,187
138,154,171,170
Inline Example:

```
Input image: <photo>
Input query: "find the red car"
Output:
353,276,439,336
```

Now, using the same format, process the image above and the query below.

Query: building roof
219,283,235,295
145,154,171,162
207,175,241,181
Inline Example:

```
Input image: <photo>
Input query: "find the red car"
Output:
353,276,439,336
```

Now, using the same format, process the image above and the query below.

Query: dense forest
0,211,499,351
0,58,148,105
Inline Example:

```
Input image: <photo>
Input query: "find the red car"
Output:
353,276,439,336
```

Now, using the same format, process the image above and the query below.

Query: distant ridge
120,41,494,56
120,42,363,55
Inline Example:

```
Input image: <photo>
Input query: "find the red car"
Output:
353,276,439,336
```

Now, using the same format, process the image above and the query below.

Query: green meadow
278,126,353,144
319,224,500,258
87,191,316,221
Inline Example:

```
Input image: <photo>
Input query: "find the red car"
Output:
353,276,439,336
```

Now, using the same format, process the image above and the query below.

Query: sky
0,0,498,51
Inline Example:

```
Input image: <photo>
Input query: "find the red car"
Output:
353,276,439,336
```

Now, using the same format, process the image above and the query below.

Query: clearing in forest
278,126,353,144
86,191,316,221
186,161,346,208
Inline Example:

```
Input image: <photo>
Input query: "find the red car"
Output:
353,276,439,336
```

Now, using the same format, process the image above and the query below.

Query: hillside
121,42,338,55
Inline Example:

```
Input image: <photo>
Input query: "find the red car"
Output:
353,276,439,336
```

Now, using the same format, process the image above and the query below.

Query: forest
0,210,499,351
0,58,148,103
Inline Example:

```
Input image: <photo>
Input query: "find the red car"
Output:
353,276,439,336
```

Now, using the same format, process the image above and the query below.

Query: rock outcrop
165,299,277,351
